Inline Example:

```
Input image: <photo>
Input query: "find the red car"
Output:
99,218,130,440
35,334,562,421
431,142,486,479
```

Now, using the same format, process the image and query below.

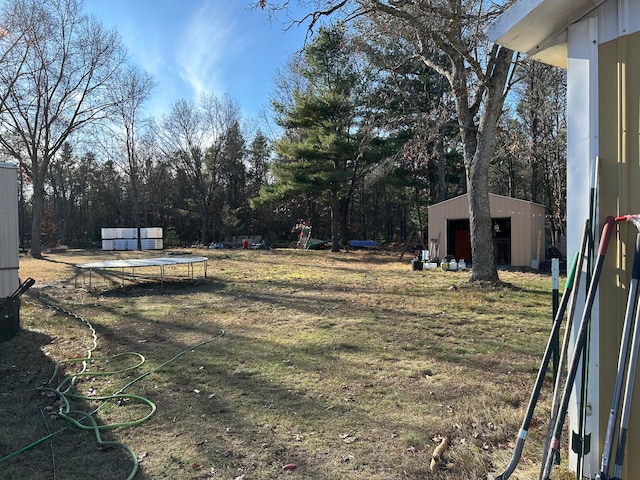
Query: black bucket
0,297,21,342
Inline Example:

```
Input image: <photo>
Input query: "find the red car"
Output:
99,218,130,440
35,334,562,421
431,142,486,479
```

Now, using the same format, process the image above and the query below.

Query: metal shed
489,0,640,476
0,162,20,341
427,193,546,267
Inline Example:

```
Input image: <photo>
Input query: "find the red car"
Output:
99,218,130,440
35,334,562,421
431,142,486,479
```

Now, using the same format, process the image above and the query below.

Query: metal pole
539,222,591,480
552,258,560,382
597,232,640,479
542,215,617,479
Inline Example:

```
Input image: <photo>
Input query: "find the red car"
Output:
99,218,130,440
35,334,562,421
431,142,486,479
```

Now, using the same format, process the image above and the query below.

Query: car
250,242,271,250
209,242,233,249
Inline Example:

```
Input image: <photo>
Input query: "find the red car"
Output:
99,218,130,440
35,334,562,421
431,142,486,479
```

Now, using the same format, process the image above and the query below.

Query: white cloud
83,0,303,119
176,1,248,100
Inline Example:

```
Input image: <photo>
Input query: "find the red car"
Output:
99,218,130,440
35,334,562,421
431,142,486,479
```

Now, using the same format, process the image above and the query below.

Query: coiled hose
1,295,224,480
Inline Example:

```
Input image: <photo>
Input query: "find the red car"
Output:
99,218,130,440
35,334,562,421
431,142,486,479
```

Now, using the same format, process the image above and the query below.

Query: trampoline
75,256,208,287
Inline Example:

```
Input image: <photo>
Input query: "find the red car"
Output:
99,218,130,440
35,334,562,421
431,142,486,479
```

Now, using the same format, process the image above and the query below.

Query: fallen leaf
282,463,297,471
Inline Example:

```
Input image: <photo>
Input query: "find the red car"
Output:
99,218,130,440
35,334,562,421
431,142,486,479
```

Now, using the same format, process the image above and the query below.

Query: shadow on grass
0,304,153,480
82,303,502,476
23,284,437,478
13,250,554,479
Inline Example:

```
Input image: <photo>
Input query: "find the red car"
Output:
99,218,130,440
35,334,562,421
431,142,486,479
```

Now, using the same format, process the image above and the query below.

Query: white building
490,1,640,477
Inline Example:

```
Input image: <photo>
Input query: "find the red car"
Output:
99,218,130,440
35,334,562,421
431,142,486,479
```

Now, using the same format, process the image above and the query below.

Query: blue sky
84,0,310,123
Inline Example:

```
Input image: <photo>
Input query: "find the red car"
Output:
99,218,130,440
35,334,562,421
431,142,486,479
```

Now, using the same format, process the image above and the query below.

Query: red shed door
454,229,471,261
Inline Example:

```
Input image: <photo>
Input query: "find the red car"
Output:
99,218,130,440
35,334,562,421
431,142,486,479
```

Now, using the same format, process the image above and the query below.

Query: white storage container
141,239,163,250
101,228,118,240
140,227,163,239
121,228,138,239
102,240,115,251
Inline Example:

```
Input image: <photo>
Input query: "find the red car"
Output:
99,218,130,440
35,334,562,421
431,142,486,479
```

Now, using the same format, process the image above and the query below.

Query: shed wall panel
0,163,19,298
596,28,640,479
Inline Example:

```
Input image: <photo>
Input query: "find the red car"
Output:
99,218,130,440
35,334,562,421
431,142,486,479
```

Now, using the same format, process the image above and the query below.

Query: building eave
428,193,546,210
487,0,604,68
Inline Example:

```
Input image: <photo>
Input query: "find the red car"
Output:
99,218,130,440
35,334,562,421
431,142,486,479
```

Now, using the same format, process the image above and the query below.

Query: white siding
566,15,600,474
0,163,19,298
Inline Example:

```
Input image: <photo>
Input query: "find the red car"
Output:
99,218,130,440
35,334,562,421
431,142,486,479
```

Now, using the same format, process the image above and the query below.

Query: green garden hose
1,295,224,480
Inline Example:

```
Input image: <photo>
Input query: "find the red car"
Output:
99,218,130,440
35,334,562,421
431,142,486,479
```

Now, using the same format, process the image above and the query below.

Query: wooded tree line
1,0,566,273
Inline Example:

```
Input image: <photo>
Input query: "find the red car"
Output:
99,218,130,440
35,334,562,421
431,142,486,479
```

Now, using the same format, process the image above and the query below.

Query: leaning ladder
297,226,312,250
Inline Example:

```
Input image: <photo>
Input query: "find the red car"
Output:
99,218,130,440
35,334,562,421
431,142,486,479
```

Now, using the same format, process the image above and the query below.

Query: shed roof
429,193,545,211
487,0,603,67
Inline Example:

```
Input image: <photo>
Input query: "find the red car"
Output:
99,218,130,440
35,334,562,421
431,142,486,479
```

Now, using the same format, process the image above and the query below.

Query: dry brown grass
0,248,576,479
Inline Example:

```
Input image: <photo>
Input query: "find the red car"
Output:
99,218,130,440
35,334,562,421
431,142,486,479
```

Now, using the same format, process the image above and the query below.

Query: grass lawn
1,248,575,479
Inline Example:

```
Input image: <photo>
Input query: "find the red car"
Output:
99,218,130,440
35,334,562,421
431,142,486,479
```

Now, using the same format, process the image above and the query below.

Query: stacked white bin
101,227,163,251
140,228,163,250
101,228,138,251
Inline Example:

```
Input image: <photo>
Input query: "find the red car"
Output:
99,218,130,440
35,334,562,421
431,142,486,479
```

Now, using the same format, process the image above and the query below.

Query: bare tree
0,1,32,115
258,0,517,282
156,94,241,244
0,0,126,257
517,61,567,246
107,65,156,226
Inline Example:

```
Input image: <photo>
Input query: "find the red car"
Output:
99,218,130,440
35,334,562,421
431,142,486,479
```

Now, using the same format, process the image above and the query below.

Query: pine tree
270,24,372,250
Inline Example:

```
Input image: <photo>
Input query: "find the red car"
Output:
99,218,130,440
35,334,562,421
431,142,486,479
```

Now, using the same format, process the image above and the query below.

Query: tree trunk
331,195,340,252
30,185,44,259
339,196,350,244
200,205,208,246
436,135,447,202
467,46,514,282
467,158,497,282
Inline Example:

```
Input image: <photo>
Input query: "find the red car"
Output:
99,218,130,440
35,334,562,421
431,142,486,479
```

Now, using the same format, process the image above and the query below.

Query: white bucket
449,260,458,271
458,259,466,271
